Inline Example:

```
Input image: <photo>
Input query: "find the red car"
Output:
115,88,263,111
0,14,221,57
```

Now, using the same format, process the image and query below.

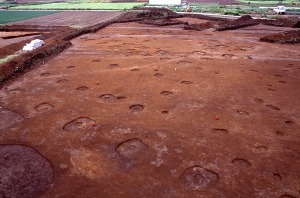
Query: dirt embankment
0,26,74,84
181,15,300,43
260,30,300,43
214,15,300,43
139,18,187,26
215,15,300,31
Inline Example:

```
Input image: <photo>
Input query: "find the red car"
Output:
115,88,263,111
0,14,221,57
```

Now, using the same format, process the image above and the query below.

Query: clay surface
0,145,54,198
0,15,299,197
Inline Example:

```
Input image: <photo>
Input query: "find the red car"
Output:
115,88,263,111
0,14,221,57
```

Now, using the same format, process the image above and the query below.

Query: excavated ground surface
0,32,41,48
260,30,300,44
0,17,300,197
0,10,122,82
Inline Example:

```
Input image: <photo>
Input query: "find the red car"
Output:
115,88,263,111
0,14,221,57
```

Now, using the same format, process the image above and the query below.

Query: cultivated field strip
10,11,123,27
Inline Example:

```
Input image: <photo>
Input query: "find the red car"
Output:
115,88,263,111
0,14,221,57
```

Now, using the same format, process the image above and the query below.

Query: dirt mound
216,15,300,31
183,22,214,31
136,10,173,19
260,30,300,43
137,11,169,18
216,15,259,31
259,17,300,28
115,8,179,23
236,15,253,22
139,18,187,26
136,7,178,17
182,13,230,22
294,21,300,28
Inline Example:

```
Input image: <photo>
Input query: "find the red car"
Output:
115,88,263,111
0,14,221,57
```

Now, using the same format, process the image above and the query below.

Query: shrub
224,9,240,15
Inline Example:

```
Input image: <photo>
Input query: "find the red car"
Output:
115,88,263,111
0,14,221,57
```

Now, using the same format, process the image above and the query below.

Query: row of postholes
0,62,297,197
40,63,294,118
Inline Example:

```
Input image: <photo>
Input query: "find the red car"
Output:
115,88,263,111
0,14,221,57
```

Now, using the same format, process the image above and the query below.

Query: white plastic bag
22,39,45,51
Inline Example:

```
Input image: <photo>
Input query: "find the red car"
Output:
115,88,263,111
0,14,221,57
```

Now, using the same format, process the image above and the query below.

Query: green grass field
0,11,60,24
11,2,144,10
171,4,267,15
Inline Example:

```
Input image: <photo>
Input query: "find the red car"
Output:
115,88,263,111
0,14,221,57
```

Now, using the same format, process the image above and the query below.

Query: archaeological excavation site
0,6,299,198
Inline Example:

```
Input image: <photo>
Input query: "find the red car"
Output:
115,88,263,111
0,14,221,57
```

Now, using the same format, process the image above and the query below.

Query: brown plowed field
11,11,123,27
0,17,300,197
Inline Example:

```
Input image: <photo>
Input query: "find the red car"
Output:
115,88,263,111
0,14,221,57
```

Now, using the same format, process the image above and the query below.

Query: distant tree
290,0,297,4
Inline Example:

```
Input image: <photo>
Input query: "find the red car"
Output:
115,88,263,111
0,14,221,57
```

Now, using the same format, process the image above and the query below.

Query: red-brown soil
0,38,31,59
0,26,75,82
0,144,54,197
216,15,300,31
0,31,41,39
139,18,187,26
0,14,299,197
260,30,300,44
0,33,40,49
0,10,132,82
183,21,214,30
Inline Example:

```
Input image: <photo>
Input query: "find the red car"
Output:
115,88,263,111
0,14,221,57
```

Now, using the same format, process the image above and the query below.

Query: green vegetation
290,0,298,4
171,4,266,16
223,9,241,15
11,2,145,10
0,1,17,9
0,11,60,24
0,53,20,65
238,0,289,4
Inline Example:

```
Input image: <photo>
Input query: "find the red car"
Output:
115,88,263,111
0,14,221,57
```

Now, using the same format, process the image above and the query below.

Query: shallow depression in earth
0,145,54,197
180,165,219,190
63,117,95,131
0,109,24,131
115,138,148,159
129,104,144,112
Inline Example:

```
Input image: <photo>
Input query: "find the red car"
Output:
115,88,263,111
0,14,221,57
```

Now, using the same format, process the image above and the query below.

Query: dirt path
0,19,299,197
